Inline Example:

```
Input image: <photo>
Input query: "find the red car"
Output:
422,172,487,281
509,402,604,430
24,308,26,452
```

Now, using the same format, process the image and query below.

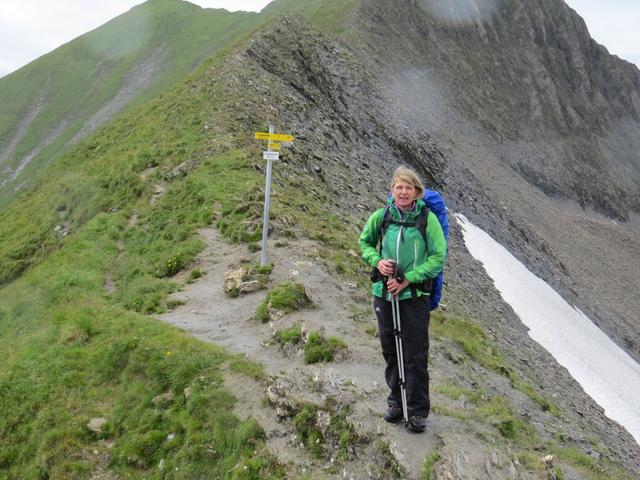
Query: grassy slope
0,39,284,476
263,0,358,32
0,0,263,208
0,3,362,475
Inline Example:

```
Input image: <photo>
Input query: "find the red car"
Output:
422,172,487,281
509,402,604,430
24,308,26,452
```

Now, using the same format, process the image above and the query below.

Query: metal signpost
254,125,295,266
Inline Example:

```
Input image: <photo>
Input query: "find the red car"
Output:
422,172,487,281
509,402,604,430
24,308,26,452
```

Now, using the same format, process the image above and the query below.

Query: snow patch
455,213,640,445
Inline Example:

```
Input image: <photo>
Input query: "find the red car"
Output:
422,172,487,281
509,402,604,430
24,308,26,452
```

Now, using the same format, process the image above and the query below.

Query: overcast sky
0,0,638,78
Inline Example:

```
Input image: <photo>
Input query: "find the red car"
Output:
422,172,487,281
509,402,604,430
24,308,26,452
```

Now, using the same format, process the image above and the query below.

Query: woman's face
392,180,418,210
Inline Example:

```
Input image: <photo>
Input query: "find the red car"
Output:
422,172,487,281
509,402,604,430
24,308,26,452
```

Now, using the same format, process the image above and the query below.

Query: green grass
433,382,536,446
422,452,441,480
274,327,346,364
0,226,281,478
255,282,312,323
0,37,266,297
0,0,266,208
553,447,633,480
431,311,560,416
303,331,347,364
275,324,304,346
187,268,203,283
264,0,357,33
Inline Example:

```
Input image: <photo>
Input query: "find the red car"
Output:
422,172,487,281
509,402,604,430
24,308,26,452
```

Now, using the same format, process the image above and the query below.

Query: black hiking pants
374,295,430,418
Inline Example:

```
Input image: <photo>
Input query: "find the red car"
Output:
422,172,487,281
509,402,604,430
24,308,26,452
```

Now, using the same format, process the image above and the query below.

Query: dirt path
157,228,538,479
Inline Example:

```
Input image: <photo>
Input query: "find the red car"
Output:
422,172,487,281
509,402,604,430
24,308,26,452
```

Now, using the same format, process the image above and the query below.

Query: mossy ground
292,399,359,462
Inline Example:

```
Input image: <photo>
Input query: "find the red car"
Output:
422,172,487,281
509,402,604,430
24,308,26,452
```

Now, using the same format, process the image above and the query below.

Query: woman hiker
359,166,447,433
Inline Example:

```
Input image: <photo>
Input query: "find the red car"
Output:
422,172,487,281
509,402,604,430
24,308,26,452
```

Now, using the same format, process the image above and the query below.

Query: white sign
263,151,280,161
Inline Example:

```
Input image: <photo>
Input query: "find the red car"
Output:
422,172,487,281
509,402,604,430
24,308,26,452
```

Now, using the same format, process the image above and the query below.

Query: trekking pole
391,267,409,425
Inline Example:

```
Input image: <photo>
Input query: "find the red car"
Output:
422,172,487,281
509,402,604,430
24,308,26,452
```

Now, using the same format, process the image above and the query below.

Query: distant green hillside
0,0,358,210
263,0,358,32
0,0,357,286
0,0,262,208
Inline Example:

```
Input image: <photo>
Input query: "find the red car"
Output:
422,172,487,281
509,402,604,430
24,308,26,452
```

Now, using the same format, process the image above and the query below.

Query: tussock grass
304,331,346,364
255,282,312,323
422,452,442,480
276,324,304,346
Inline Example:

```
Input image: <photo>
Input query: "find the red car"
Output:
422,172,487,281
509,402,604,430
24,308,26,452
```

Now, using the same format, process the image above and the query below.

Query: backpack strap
371,205,392,297
377,204,392,254
378,204,430,250
415,206,429,246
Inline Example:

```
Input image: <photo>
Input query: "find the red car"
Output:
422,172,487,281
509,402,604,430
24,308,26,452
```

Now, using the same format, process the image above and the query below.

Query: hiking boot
408,415,426,433
383,406,403,423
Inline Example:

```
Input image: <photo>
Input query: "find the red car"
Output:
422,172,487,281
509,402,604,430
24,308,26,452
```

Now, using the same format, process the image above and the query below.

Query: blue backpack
380,189,448,310
423,189,448,310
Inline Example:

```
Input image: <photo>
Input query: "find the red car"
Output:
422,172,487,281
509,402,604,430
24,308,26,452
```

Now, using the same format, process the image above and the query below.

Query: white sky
0,1,638,78
456,213,640,446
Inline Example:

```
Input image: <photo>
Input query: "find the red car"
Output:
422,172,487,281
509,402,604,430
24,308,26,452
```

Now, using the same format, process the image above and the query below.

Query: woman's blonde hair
390,166,424,198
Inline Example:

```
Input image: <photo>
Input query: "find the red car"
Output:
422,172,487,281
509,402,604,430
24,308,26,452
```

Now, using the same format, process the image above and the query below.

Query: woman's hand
386,277,410,297
377,259,396,277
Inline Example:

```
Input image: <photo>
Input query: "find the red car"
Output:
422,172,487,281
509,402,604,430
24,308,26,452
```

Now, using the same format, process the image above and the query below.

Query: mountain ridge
1,0,639,478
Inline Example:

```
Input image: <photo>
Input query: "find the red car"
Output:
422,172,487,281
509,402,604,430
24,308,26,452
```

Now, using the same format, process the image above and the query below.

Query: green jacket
359,198,447,301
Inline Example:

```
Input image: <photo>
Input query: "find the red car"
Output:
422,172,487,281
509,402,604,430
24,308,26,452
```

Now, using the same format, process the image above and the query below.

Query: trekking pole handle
377,258,395,277
394,264,404,283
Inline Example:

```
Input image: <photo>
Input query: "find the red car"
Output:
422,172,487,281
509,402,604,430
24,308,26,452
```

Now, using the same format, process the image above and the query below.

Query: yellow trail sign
268,142,282,151
255,132,295,142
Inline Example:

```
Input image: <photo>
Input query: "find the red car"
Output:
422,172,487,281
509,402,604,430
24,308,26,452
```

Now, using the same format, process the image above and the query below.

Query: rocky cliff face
353,0,640,221
207,3,640,475
342,0,640,366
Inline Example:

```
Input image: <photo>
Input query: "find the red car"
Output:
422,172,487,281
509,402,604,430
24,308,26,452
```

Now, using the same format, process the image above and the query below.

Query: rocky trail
158,227,565,479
